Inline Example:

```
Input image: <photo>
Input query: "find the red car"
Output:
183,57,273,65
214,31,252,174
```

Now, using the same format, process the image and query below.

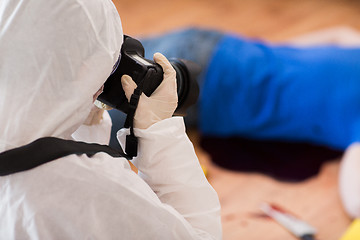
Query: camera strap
0,137,131,176
124,70,155,159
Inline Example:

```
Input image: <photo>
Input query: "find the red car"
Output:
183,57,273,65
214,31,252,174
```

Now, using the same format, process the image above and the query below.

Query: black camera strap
0,137,131,176
124,86,141,158
124,69,155,158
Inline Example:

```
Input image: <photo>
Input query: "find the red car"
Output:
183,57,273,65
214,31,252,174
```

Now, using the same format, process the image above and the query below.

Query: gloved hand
83,106,104,126
121,52,178,129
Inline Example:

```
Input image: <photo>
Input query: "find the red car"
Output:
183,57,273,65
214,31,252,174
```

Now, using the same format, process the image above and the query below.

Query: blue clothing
201,34,360,150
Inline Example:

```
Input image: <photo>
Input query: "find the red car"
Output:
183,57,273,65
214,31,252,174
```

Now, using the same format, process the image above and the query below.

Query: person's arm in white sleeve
339,142,360,218
118,52,222,239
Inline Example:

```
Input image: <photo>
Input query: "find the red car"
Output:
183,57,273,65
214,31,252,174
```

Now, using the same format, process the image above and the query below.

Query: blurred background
112,0,360,239
113,0,360,41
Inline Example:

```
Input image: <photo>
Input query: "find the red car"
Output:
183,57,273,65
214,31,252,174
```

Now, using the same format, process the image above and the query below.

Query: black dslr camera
97,35,200,116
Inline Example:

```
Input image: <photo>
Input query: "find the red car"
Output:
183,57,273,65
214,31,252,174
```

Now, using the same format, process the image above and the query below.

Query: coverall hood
0,0,123,151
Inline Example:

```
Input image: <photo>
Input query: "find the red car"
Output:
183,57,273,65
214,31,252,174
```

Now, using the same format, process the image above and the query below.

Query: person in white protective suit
0,0,222,239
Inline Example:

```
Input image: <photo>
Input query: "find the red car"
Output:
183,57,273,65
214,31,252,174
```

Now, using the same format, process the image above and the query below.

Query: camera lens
170,59,201,116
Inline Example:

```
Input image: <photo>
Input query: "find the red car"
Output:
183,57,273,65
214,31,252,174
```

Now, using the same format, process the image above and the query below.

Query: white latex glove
83,85,112,126
83,106,104,126
121,52,178,129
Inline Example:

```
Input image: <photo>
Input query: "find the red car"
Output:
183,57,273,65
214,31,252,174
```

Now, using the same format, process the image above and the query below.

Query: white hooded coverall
0,0,222,239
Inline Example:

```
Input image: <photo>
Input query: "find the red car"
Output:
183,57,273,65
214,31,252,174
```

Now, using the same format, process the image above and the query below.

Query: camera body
97,35,200,116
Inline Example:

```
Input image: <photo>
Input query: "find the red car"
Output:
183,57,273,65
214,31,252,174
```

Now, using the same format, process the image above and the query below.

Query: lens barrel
170,59,200,116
